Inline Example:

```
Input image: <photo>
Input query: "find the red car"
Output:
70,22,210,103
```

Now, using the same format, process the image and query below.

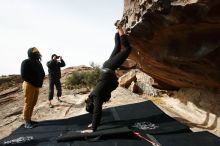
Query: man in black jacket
21,47,45,129
83,24,132,133
47,54,65,108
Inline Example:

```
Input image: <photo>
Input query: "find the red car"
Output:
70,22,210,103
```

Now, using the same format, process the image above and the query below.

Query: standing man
21,47,45,129
47,54,65,108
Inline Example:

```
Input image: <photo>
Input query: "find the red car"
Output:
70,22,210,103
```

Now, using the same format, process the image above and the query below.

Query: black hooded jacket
47,58,65,80
20,48,45,88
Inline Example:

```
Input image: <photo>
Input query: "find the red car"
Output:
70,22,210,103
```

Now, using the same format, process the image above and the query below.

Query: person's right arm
92,96,103,132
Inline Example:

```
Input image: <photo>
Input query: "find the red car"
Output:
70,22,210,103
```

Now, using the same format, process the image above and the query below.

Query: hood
27,47,41,60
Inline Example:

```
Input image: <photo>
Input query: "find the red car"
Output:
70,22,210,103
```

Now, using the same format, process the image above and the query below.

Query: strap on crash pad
133,131,162,146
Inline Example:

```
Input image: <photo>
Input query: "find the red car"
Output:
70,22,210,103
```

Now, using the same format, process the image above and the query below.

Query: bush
65,65,101,89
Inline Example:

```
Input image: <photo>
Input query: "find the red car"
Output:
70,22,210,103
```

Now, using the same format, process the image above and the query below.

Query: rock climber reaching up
83,21,132,133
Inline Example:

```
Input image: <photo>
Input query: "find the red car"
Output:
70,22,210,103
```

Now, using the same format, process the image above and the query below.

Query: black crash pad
57,126,131,142
2,101,218,146
57,131,220,146
149,131,220,146
57,101,190,142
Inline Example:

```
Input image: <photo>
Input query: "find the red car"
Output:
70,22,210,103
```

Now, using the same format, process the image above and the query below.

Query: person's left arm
58,56,66,67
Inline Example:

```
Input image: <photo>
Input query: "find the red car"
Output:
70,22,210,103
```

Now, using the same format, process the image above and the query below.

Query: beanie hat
32,47,39,53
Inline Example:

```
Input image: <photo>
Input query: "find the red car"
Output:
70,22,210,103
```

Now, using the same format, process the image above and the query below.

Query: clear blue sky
0,0,124,75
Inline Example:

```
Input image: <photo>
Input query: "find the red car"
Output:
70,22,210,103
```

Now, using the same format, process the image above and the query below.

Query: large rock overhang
122,0,220,89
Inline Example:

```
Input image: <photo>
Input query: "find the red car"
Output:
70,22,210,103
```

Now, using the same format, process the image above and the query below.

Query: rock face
122,0,220,89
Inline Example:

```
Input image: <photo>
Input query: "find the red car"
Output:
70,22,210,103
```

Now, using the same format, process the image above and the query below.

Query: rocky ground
0,66,219,140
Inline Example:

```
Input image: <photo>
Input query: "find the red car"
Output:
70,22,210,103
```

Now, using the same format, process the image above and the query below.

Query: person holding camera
47,54,66,108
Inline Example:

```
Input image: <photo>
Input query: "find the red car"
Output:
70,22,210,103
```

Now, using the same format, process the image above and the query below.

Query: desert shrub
65,64,101,89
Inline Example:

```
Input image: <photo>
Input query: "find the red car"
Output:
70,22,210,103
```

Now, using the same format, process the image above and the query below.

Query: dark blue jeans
48,79,62,100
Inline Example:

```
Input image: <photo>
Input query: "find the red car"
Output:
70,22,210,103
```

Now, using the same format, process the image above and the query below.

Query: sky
0,0,124,75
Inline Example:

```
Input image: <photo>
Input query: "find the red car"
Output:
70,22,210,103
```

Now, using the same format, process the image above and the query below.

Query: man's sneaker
57,98,62,102
24,122,34,129
49,104,54,108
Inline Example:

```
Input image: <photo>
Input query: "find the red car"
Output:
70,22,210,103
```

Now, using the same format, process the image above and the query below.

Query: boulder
118,69,137,87
128,81,140,93
122,0,220,89
119,69,161,96
120,59,137,70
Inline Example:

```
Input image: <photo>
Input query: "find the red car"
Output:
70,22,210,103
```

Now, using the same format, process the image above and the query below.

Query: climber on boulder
82,21,132,133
